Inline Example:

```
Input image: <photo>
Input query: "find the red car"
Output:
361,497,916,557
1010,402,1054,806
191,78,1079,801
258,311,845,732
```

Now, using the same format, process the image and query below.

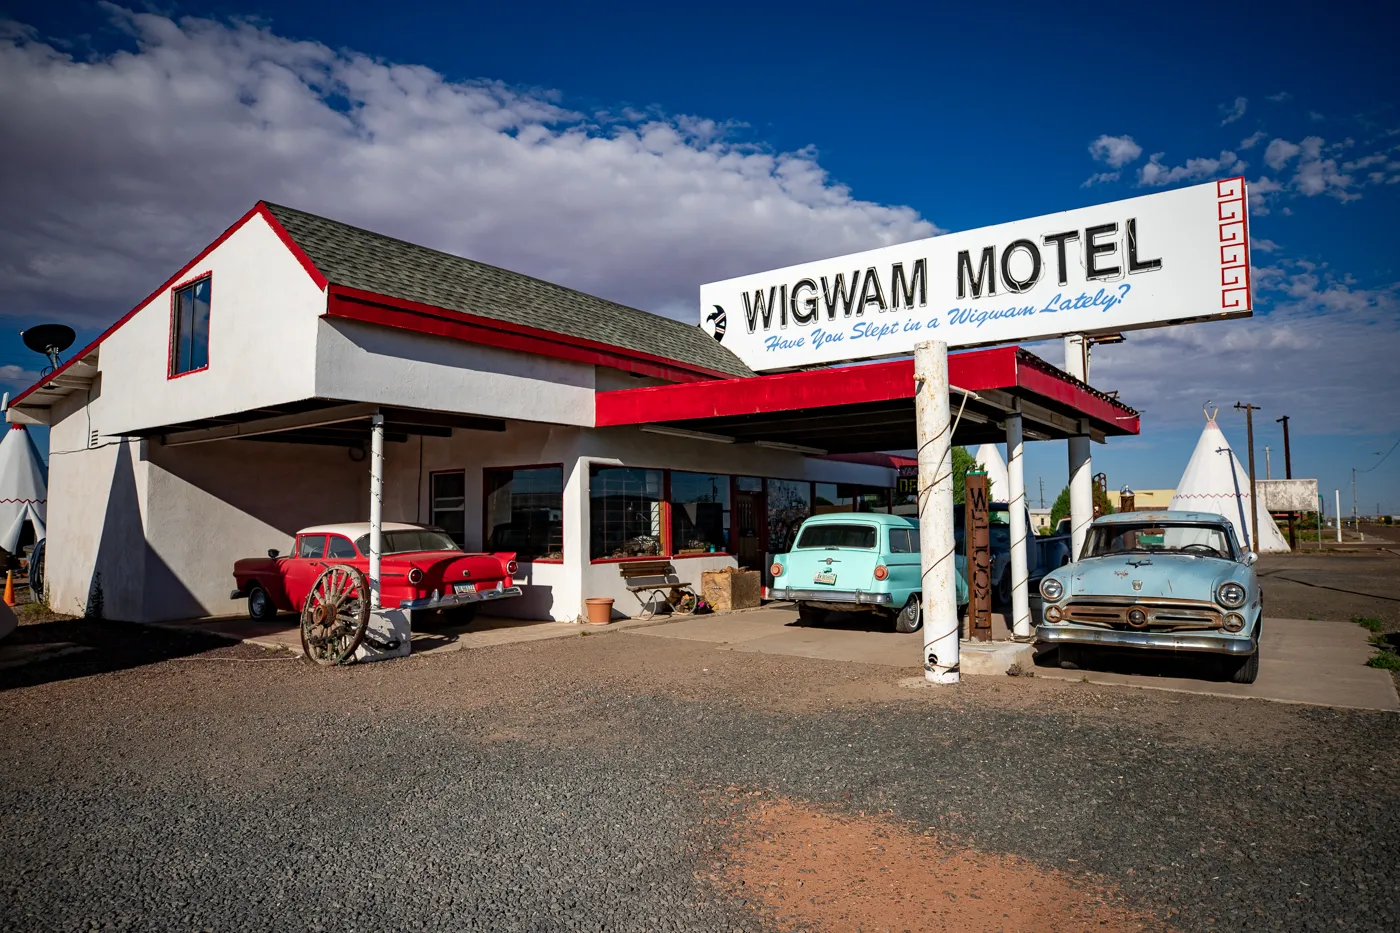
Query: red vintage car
231,522,521,621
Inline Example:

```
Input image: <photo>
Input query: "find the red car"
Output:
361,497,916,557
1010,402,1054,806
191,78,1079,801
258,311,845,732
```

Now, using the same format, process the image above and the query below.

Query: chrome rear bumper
400,585,523,612
769,587,892,606
1036,624,1255,656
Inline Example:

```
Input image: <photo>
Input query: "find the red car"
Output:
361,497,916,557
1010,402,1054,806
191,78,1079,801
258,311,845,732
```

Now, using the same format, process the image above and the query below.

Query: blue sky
2,1,1398,513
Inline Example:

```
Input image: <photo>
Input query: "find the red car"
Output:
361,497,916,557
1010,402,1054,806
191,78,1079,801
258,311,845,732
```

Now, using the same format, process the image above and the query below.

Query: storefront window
670,471,730,554
766,479,811,555
590,466,664,559
815,483,888,515
484,466,564,560
430,471,466,547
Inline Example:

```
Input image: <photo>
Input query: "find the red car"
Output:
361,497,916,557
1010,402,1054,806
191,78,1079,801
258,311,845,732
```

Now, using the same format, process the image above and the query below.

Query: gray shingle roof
261,202,754,380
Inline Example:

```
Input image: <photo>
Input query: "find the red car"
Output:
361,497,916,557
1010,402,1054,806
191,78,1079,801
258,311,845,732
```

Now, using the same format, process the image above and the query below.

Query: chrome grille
1059,597,1222,631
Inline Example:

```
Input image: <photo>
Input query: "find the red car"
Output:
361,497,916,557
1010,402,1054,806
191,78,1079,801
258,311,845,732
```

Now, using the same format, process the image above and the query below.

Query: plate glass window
670,472,730,554
766,480,811,555
590,466,663,559
484,466,564,561
431,471,467,547
171,277,211,375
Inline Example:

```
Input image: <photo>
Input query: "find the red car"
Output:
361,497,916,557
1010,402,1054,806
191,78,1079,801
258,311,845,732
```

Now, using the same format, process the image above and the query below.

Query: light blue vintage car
769,513,968,634
1036,510,1262,683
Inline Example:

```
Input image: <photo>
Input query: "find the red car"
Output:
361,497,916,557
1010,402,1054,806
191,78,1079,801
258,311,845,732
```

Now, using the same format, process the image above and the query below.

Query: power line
1358,437,1400,473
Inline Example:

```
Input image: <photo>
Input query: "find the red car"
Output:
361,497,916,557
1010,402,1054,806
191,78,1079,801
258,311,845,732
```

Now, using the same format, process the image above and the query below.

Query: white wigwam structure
0,424,47,554
973,444,1009,502
1170,412,1289,553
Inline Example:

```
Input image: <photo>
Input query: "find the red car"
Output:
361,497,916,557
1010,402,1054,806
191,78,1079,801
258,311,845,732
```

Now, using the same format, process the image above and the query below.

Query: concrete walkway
631,606,1399,712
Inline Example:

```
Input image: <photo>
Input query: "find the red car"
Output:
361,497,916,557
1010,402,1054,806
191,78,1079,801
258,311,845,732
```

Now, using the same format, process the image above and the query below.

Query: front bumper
769,587,893,606
1036,624,1255,656
400,585,524,612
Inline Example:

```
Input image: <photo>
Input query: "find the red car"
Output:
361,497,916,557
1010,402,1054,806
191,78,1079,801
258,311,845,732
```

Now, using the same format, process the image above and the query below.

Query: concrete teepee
1169,410,1289,553
973,444,1010,503
0,424,47,554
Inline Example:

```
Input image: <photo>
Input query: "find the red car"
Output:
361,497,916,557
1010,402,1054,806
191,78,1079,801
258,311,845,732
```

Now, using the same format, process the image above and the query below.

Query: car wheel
444,604,478,626
247,585,276,622
894,594,922,634
995,571,1012,607
1227,633,1261,684
797,604,827,625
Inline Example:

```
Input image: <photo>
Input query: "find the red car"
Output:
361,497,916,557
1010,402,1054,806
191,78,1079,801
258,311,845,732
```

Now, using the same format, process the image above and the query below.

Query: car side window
889,528,913,553
326,536,357,559
297,535,328,559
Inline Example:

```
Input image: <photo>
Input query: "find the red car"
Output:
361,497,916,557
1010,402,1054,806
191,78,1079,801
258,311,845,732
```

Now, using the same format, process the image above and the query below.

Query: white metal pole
369,414,385,609
1005,405,1031,639
1335,489,1342,543
915,340,958,685
1068,438,1092,561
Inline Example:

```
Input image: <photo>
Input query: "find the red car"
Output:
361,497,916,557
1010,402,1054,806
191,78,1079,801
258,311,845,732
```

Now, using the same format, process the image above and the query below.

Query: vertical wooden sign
964,473,992,642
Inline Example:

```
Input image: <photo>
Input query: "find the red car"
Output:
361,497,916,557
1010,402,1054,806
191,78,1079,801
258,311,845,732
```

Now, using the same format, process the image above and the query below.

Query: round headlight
1223,612,1245,632
1218,582,1247,608
770,562,785,577
1040,577,1063,601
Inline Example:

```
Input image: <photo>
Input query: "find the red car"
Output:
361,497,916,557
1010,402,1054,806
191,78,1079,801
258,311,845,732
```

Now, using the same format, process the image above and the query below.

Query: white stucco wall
314,319,597,427
93,213,327,437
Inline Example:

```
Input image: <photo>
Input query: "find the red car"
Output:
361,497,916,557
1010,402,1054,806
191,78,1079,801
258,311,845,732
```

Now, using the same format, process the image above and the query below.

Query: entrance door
734,477,766,570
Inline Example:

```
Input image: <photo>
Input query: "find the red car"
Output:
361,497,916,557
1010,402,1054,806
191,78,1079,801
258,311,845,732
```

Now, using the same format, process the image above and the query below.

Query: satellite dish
21,324,76,375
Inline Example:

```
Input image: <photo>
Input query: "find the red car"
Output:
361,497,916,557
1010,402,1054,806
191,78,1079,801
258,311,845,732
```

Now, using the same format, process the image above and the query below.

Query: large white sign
700,178,1251,372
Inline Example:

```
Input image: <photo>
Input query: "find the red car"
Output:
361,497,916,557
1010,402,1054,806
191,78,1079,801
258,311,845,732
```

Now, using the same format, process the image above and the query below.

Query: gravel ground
3,602,1399,932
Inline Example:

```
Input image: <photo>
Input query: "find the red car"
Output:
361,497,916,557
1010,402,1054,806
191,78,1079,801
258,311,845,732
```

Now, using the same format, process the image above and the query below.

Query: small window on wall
170,276,211,376
484,466,564,561
670,471,730,554
431,471,467,547
590,466,663,559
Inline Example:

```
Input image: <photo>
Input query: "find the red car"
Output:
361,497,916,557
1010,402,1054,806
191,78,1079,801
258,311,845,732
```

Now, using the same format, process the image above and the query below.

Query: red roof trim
595,346,1139,435
324,285,735,384
11,204,327,407
256,203,329,290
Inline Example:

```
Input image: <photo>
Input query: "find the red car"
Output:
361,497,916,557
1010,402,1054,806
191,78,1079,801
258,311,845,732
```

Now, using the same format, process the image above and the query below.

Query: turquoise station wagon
769,513,968,633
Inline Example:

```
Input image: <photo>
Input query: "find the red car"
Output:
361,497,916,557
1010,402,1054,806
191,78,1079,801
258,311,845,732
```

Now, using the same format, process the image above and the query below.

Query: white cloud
0,364,39,388
1088,134,1143,169
1239,130,1267,150
1246,176,1283,214
1091,264,1400,435
0,7,938,330
1219,96,1248,125
1290,136,1357,199
1081,171,1120,187
1266,92,1291,103
1264,138,1301,170
1137,150,1244,186
1250,236,1280,252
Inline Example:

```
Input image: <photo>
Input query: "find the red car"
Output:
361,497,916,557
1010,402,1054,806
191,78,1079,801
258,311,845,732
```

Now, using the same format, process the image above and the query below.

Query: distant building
1107,488,1174,511
1029,507,1053,532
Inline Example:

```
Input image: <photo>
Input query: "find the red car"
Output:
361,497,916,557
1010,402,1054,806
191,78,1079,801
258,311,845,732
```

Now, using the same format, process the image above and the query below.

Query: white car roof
298,522,434,538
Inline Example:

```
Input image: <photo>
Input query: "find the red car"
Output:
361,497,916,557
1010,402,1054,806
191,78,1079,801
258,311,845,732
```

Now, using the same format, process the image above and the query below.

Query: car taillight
770,562,784,577
873,565,889,581
506,560,518,575
407,567,424,585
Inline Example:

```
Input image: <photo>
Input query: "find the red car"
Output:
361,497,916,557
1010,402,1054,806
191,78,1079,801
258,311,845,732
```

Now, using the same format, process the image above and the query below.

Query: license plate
453,583,473,595
813,571,836,585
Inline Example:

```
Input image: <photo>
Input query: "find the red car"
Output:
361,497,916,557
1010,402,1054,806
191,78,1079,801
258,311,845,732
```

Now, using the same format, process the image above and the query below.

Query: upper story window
170,276,211,376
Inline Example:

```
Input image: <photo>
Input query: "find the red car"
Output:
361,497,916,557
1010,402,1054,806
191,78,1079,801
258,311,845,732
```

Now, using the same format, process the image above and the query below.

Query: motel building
8,201,1140,627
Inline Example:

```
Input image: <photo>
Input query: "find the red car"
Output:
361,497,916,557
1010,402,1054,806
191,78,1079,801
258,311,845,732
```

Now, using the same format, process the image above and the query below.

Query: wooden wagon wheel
300,564,371,666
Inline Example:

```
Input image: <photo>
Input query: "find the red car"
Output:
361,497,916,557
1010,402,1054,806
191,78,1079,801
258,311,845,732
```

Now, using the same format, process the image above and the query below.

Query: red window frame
481,462,566,563
167,272,213,380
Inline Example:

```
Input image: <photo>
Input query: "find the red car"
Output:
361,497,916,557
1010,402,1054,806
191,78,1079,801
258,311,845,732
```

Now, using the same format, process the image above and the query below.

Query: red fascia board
1013,357,1140,435
11,202,328,407
324,286,734,384
595,347,1021,426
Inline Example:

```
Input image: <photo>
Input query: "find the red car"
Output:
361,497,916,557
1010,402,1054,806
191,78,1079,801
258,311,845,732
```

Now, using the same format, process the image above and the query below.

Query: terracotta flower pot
585,597,614,625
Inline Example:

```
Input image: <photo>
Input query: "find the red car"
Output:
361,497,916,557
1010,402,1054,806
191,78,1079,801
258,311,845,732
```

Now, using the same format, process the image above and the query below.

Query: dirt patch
719,798,1173,933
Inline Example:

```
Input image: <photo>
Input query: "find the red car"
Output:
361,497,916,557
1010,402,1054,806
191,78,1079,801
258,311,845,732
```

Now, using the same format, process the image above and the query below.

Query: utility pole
1277,415,1296,549
1038,476,1045,509
1265,446,1271,479
1235,402,1261,551
1352,467,1358,527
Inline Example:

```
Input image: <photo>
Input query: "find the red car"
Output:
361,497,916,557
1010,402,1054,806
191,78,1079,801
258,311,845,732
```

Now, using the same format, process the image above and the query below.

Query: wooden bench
618,560,697,619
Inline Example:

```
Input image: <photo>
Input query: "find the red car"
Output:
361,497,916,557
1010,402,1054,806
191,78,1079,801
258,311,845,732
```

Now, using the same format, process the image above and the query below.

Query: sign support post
1005,404,1032,639
964,472,992,642
915,340,959,684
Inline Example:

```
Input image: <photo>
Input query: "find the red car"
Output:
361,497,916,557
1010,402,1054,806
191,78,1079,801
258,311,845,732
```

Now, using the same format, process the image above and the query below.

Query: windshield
795,523,877,549
354,529,463,556
1083,523,1235,559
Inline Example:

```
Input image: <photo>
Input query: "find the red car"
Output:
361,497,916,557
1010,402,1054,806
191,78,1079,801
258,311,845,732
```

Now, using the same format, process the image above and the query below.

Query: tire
247,585,276,622
894,594,922,634
995,569,1012,607
1058,645,1082,670
797,604,827,625
443,604,478,626
1227,626,1261,684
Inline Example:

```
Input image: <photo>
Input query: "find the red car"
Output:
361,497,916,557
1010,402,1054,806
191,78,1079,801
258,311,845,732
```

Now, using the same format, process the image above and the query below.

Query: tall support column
369,413,384,609
915,340,959,684
1069,436,1093,561
1335,489,1342,543
1005,404,1031,638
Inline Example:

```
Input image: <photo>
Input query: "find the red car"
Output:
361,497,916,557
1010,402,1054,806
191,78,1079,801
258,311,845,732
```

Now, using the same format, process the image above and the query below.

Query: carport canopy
594,346,1139,453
